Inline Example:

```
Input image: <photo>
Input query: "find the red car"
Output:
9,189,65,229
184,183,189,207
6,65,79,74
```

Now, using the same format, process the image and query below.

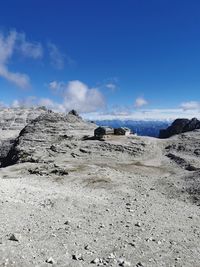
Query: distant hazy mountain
94,120,171,137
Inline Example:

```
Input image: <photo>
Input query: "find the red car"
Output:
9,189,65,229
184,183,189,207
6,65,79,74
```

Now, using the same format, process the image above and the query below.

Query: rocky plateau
0,108,200,267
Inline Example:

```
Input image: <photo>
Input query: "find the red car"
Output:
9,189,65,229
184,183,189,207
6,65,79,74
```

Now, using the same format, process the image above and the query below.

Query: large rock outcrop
159,118,200,138
1,111,96,167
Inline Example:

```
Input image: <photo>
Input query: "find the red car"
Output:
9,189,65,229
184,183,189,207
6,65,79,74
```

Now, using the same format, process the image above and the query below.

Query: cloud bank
180,101,200,111
9,80,105,113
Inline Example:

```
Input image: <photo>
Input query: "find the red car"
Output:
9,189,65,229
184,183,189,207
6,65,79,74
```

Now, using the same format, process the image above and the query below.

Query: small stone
108,253,115,259
9,234,20,242
118,258,131,266
84,244,89,250
128,242,135,247
46,257,55,264
51,233,56,237
72,254,84,261
91,258,100,264
135,222,141,227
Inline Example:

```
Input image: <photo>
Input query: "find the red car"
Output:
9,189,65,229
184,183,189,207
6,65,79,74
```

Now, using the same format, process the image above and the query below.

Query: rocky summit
0,109,200,267
159,117,200,138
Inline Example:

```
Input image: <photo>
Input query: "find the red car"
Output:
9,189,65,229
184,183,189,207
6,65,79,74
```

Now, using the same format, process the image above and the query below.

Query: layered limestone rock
1,111,96,167
0,107,46,162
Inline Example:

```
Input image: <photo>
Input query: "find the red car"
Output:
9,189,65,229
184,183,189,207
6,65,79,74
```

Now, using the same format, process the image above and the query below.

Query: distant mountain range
94,120,171,137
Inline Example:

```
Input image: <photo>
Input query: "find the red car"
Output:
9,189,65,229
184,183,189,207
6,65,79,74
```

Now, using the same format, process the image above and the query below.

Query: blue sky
0,0,200,120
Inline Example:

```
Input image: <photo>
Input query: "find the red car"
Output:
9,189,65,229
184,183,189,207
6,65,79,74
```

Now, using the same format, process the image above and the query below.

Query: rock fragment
118,258,131,266
8,233,20,242
135,222,141,227
72,253,84,261
46,257,55,264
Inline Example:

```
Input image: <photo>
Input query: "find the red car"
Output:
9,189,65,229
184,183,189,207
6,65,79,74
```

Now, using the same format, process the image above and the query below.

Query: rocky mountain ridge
159,117,200,138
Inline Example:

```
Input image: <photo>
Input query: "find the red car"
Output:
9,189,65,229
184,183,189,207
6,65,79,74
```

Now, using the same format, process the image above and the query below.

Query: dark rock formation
159,118,200,138
68,109,80,117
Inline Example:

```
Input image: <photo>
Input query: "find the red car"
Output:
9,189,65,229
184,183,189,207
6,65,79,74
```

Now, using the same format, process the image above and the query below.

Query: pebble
135,222,141,227
108,253,116,259
72,253,84,261
127,242,135,247
91,258,100,264
118,258,131,266
84,244,89,250
46,257,55,264
8,233,20,242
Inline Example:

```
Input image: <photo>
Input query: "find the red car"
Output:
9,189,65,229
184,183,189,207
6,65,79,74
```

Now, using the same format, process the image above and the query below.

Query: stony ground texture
0,110,200,267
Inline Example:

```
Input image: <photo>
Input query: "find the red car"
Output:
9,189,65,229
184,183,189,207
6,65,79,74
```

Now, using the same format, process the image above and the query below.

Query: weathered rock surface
0,107,46,163
159,117,200,138
1,111,96,167
0,107,46,131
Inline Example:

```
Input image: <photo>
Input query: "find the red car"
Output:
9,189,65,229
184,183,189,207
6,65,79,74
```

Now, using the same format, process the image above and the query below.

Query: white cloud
11,96,37,108
49,81,60,91
0,30,43,88
48,42,65,70
11,80,105,113
17,33,43,59
0,30,16,64
62,80,105,113
0,65,30,89
49,80,65,95
134,97,148,108
48,80,105,113
106,83,117,91
38,98,65,113
180,101,200,111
